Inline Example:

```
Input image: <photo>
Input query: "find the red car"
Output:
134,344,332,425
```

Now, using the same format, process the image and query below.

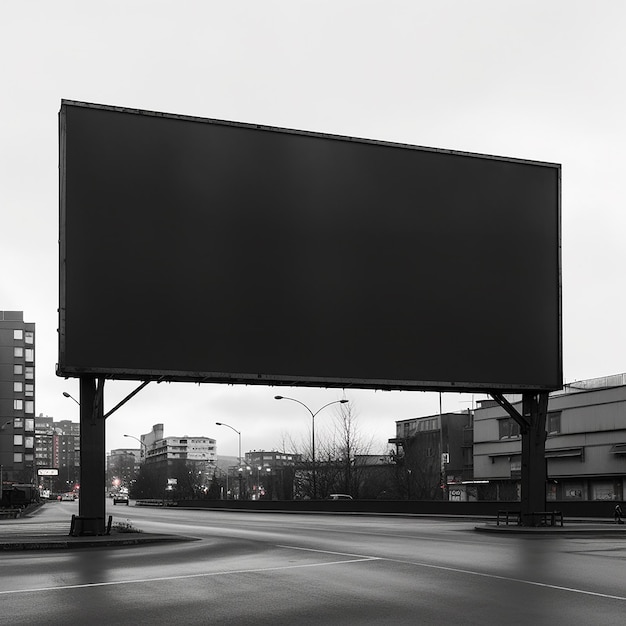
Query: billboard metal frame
59,100,562,394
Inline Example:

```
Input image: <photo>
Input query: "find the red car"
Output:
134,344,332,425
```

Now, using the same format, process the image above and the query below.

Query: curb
0,533,199,551
474,523,626,535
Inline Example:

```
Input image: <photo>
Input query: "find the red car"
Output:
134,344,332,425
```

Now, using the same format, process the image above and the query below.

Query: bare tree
311,399,377,498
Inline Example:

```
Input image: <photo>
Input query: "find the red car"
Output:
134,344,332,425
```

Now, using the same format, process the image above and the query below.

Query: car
113,493,129,505
60,492,76,501
328,493,353,500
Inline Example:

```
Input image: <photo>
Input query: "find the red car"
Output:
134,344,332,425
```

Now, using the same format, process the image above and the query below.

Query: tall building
107,448,141,493
0,311,36,485
34,415,80,493
133,424,217,498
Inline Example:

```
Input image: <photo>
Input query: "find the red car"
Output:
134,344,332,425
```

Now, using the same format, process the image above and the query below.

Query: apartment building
0,311,36,484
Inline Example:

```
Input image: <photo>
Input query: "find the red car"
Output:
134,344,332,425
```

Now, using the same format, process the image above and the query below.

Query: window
25,400,34,414
547,411,561,435
14,434,23,446
417,418,439,432
13,418,23,428
25,331,33,344
14,347,23,358
13,453,23,463
14,364,23,375
25,436,34,449
25,384,34,397
25,348,34,362
498,418,521,439
14,399,23,411
25,367,33,379
14,382,23,393
14,329,23,340
25,418,34,431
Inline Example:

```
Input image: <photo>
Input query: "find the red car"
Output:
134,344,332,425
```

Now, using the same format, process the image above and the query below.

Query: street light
274,396,349,499
62,391,80,406
123,434,148,462
215,422,243,499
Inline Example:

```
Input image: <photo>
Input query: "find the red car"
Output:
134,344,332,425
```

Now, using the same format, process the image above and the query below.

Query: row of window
498,412,562,439
13,418,35,431
13,347,34,361
13,382,34,395
401,417,441,438
12,452,34,464
13,329,34,343
13,364,34,378
13,399,35,413
13,435,35,448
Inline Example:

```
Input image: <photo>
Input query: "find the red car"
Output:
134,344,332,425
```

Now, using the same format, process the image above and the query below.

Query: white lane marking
383,555,626,602
279,545,626,602
276,544,381,560
2,543,624,603
0,556,374,596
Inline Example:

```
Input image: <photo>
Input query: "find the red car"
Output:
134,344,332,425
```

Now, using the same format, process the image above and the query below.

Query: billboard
59,100,561,392
38,468,59,476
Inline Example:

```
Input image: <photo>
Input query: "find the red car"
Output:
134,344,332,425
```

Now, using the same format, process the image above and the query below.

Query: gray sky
1,1,624,458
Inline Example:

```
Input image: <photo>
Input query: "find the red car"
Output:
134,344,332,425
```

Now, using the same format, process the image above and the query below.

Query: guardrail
134,499,178,507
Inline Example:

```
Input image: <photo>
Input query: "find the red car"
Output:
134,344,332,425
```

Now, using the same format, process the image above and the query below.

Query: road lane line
276,544,381,560
382,555,626,602
0,557,375,596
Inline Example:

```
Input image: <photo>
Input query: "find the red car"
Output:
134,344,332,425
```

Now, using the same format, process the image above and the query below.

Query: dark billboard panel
59,101,561,391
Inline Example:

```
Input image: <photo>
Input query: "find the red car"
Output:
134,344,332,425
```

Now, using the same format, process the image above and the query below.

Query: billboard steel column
520,392,549,526
492,391,549,527
77,376,106,535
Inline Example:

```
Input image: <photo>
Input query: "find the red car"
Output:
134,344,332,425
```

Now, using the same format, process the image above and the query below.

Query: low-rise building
389,410,473,500
473,373,626,502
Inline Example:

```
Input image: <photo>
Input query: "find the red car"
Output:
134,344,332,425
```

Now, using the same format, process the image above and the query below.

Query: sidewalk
476,517,626,535
2,508,625,550
0,507,197,551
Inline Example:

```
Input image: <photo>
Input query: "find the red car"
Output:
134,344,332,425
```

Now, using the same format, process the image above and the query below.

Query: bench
528,511,563,527
497,510,564,527
497,510,521,526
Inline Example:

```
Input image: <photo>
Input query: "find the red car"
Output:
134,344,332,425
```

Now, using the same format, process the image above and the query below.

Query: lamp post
215,422,243,499
123,434,148,461
274,396,349,499
62,391,80,406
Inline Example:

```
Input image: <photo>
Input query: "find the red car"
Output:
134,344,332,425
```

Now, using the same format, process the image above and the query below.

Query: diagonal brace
491,393,531,433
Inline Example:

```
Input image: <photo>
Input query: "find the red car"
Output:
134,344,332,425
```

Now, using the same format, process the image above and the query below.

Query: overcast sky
1,1,624,458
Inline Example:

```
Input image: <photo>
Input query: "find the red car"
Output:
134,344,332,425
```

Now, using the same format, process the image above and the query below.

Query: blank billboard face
59,101,561,391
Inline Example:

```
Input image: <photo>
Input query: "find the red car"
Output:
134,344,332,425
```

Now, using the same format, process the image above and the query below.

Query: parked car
113,493,129,505
328,494,353,500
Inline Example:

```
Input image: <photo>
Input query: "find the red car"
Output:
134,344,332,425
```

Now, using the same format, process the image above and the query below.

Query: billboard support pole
75,376,106,536
520,392,548,526
491,391,548,526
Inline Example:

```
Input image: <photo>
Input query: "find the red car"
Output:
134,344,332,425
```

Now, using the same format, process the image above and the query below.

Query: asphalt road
1,502,625,625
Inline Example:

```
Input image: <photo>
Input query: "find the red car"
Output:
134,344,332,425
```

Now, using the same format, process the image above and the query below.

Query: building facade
34,415,80,494
243,450,301,500
473,373,626,502
107,448,141,493
0,311,36,485
133,424,217,498
390,410,474,500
